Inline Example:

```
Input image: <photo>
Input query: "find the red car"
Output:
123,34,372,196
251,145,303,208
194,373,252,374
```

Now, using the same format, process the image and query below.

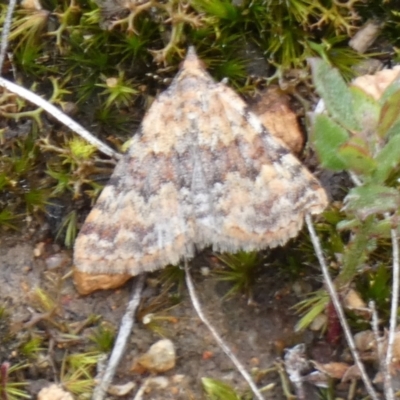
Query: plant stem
0,0,17,74
384,216,399,400
184,260,265,400
91,275,145,400
305,214,379,400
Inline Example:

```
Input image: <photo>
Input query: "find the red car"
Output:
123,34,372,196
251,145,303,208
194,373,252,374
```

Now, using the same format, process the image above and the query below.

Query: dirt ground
0,231,324,399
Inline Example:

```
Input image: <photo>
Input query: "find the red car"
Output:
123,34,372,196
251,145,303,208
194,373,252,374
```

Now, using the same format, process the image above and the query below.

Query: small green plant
159,264,186,296
356,264,391,313
293,290,330,332
309,57,400,324
60,352,100,396
56,210,78,248
202,377,243,400
96,70,139,109
20,336,44,359
137,284,181,336
31,287,57,313
214,251,264,299
9,8,50,51
0,209,18,230
0,363,30,400
310,59,400,346
88,323,115,353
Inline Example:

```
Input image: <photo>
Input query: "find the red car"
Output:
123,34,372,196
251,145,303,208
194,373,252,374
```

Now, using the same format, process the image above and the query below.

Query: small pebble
45,253,69,270
37,384,73,400
309,313,328,332
107,381,136,396
33,242,46,257
137,339,176,373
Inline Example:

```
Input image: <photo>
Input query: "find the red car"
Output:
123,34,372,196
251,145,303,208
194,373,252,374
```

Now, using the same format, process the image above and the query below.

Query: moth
74,47,327,281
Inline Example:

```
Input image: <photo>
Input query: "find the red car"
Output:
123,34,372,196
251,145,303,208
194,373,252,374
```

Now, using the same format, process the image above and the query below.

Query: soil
0,232,321,399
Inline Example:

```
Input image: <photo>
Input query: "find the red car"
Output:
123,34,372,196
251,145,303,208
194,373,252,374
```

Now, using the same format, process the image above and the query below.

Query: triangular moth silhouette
74,47,328,276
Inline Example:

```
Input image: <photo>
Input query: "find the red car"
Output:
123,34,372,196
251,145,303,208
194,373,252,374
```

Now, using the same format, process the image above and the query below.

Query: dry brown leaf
388,331,400,364
354,330,376,353
352,67,400,100
312,360,351,379
343,288,369,318
342,364,362,382
248,86,304,155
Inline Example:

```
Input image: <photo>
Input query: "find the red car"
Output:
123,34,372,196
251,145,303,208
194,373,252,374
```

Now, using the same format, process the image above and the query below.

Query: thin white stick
369,299,395,399
92,275,146,400
305,214,379,400
183,260,265,400
349,171,363,187
0,77,120,159
349,172,397,398
384,219,399,399
0,0,17,73
369,301,386,377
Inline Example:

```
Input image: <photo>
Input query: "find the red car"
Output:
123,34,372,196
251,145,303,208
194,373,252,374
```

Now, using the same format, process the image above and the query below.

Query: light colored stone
37,384,74,400
137,339,176,373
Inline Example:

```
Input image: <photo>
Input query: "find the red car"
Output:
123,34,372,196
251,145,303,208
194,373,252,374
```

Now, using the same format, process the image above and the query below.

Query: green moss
214,251,264,299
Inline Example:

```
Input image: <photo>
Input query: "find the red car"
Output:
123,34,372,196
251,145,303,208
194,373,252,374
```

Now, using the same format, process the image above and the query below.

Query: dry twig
0,0,16,73
0,77,120,159
184,260,265,400
384,218,399,400
91,275,145,400
305,214,379,400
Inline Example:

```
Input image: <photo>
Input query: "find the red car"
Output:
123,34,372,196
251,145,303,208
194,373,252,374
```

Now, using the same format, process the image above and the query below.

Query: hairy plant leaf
350,86,379,134
344,185,400,219
378,88,400,138
373,134,400,182
312,113,349,170
379,75,400,103
338,138,376,176
336,218,361,231
368,219,400,238
309,58,360,132
338,218,376,286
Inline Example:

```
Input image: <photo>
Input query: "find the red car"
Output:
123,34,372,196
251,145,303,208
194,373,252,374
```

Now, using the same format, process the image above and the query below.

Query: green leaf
295,293,329,332
312,114,349,170
379,76,400,104
344,185,400,219
338,138,376,176
358,264,391,309
373,134,400,182
349,86,380,134
191,0,239,20
338,217,377,286
202,378,241,400
368,219,396,238
378,88,400,138
309,58,360,131
336,218,361,231
0,209,18,230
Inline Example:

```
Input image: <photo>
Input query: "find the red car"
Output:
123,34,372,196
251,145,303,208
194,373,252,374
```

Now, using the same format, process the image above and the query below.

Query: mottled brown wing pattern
73,47,327,276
